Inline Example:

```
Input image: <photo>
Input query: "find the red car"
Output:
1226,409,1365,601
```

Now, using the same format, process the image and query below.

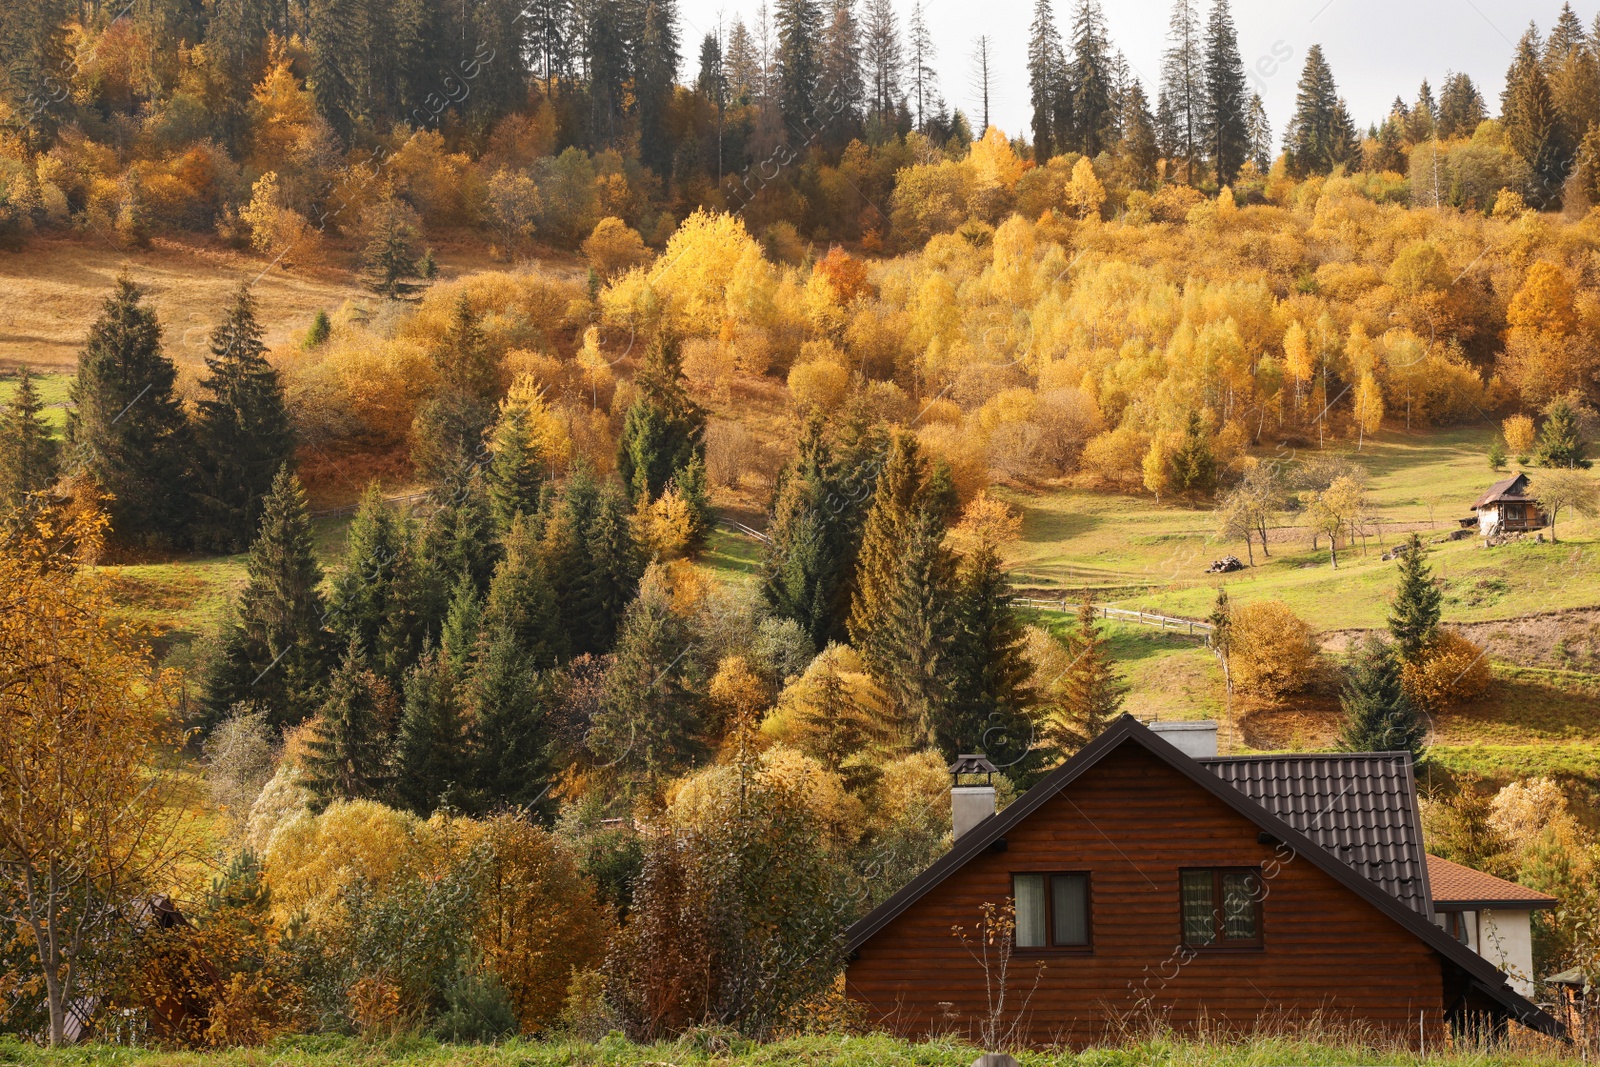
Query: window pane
1181,870,1216,945
1222,871,1259,940
1052,874,1089,945
1014,874,1046,948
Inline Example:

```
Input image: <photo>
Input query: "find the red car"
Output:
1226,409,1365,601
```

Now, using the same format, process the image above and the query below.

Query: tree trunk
1329,537,1339,569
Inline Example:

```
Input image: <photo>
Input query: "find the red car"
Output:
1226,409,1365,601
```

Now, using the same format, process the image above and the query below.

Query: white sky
673,0,1577,142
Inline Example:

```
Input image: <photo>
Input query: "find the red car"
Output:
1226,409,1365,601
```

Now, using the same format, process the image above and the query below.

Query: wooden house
1471,474,1546,536
843,716,1561,1048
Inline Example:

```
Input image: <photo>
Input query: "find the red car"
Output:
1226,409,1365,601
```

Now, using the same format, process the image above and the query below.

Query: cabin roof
844,716,1562,1038
1473,473,1535,509
1201,753,1432,915
1427,854,1557,910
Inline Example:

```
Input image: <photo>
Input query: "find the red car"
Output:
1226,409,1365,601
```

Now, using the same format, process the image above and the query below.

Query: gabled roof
1473,473,1534,509
844,716,1562,1038
1202,754,1433,916
1428,854,1558,910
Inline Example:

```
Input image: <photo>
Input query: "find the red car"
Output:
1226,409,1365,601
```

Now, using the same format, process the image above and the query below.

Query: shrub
1229,600,1318,701
1401,629,1492,713
583,216,650,279
787,358,850,412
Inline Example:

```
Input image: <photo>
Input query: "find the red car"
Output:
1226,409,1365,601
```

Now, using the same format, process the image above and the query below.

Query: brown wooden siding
845,743,1449,1048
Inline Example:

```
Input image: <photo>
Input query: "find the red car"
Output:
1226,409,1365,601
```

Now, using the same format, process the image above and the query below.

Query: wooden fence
1015,598,1214,637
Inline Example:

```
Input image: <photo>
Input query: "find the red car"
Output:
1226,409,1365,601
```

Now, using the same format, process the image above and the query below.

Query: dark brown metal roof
1473,473,1533,510
1201,754,1433,917
843,716,1563,1039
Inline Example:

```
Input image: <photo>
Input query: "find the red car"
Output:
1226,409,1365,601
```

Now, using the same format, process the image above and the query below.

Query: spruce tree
848,430,924,664
775,0,825,136
67,276,196,549
1160,0,1205,181
1200,0,1248,186
194,284,295,552
635,0,681,176
485,404,546,533
1387,534,1442,664
1027,0,1065,162
412,299,497,484
1535,397,1589,468
576,479,643,654
467,625,559,816
1338,635,1426,763
1436,71,1487,140
328,484,407,662
394,647,468,815
819,0,865,141
361,198,424,299
1171,411,1217,497
1119,80,1160,188
304,642,398,807
1045,595,1128,756
1502,24,1573,208
440,569,484,674
203,466,330,730
943,538,1037,772
616,330,706,502
421,460,501,593
0,368,59,516
1068,0,1114,157
482,513,565,667
1244,92,1273,171
874,503,959,749
1284,45,1353,178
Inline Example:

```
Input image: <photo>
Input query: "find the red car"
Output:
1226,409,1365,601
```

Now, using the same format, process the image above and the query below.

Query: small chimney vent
1148,719,1219,759
950,754,998,841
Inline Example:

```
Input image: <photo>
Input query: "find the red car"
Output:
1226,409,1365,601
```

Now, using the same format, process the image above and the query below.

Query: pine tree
485,404,546,533
304,642,397,807
636,0,681,176
1337,635,1426,763
361,197,424,299
1044,595,1127,756
616,330,706,502
1244,92,1273,171
862,0,902,126
725,17,762,103
1407,80,1437,143
1068,0,1114,157
1387,534,1441,664
819,0,864,140
775,0,825,136
328,484,408,663
412,298,498,483
849,430,925,662
875,504,958,749
421,460,500,593
0,0,77,148
440,569,484,674
1028,0,1065,162
1283,45,1355,178
1436,71,1486,140
67,276,195,549
482,513,565,667
0,368,59,516
943,539,1037,772
465,624,559,816
1536,397,1589,468
1548,6,1600,143
1118,80,1160,187
1200,0,1248,186
307,0,362,140
203,466,330,729
1502,24,1574,209
906,0,937,131
1170,411,1217,497
577,479,643,654
193,284,294,552
394,646,468,815
526,0,573,99
1160,0,1205,181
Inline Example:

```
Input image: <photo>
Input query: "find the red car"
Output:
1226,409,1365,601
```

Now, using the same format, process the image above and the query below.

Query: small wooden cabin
1471,473,1546,536
843,717,1561,1049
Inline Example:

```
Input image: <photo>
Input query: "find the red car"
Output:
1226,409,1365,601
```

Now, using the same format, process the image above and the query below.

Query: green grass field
0,370,72,431
0,1031,1579,1067
999,427,1600,631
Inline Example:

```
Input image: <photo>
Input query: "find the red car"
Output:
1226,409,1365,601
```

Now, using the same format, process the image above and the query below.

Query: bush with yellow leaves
1229,600,1319,702
1400,629,1492,714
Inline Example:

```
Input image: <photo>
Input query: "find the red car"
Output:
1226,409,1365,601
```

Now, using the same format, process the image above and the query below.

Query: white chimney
1149,720,1219,759
949,754,998,841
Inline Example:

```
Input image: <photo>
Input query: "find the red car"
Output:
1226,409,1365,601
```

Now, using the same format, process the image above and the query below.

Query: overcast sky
673,0,1577,143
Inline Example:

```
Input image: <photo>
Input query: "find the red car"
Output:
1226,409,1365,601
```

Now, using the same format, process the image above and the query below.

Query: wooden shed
1471,473,1546,536
843,716,1561,1049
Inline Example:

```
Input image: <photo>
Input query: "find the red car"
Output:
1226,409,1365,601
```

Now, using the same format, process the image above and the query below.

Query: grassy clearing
0,369,73,430
1000,426,1600,631
0,1031,1580,1067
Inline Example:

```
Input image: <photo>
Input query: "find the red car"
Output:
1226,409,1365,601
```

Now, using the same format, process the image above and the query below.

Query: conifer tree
466,626,559,815
616,330,706,502
819,0,864,139
862,0,902,126
1407,80,1437,143
1284,45,1356,177
874,504,959,749
1245,92,1273,171
394,646,468,815
636,0,681,175
485,403,546,533
1028,0,1065,162
304,643,398,807
67,276,195,548
361,196,424,299
422,460,501,593
412,298,498,483
1200,0,1248,186
672,451,712,555
328,484,408,661
1387,534,1441,664
1436,71,1486,140
1160,0,1205,181
943,537,1037,772
374,534,447,683
1118,80,1160,187
775,0,825,135
849,430,925,663
194,284,294,552
907,0,937,131
482,513,565,667
1338,635,1426,763
440,569,484,673
1536,397,1589,468
1044,595,1128,756
0,368,59,515
576,479,643,654
203,466,330,729
1068,0,1114,157
1171,411,1217,497
1502,25,1573,209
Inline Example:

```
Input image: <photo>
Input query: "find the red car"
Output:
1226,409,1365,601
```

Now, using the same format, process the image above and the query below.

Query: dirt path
1320,606,1600,671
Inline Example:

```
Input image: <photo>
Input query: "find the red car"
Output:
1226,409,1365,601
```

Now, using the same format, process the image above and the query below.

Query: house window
1180,868,1263,947
1012,872,1091,949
